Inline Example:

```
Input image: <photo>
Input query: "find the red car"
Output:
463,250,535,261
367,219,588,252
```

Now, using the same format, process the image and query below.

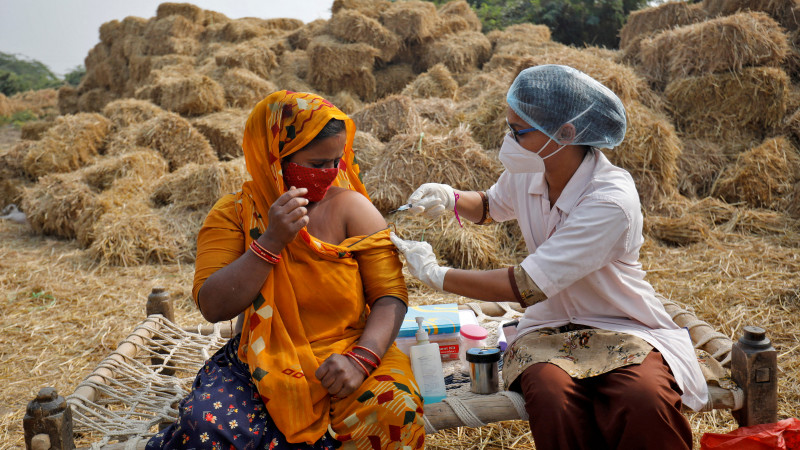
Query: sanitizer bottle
409,316,447,404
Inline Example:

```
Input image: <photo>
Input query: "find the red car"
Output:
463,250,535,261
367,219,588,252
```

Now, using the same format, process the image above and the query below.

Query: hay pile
5,1,800,448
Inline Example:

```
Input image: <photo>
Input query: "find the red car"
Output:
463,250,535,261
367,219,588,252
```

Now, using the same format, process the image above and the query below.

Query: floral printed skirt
146,335,339,450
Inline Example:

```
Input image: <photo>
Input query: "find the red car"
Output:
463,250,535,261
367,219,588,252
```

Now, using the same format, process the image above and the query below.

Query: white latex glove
407,183,455,219
390,232,449,291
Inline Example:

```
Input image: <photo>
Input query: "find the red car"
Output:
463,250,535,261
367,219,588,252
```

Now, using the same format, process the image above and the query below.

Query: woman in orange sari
147,91,425,450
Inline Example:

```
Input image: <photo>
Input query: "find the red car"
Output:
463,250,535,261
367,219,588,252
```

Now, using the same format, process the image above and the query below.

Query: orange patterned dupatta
236,91,372,443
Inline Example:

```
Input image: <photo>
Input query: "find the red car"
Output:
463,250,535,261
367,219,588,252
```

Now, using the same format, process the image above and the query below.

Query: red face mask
283,162,340,202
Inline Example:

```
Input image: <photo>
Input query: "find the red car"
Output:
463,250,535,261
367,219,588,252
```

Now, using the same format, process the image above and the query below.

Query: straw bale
393,213,515,269
677,138,731,198
364,126,502,214
307,35,379,100
77,88,115,113
219,68,277,109
375,63,417,99
415,97,458,132
402,63,458,99
129,54,195,86
703,0,800,31
0,141,35,180
135,112,218,170
352,130,385,172
488,23,552,51
98,20,123,46
287,19,328,50
639,12,790,87
142,15,203,55
665,67,789,140
600,102,682,211
190,109,248,160
271,72,316,95
332,0,392,19
151,159,248,211
21,172,100,239
214,37,278,79
156,3,205,23
438,1,482,33
711,136,800,211
87,198,182,266
418,31,491,73
644,214,711,246
0,93,10,116
203,10,230,26
351,94,423,142
277,50,310,80
205,18,279,43
9,88,58,116
102,98,165,129
619,1,708,54
455,71,512,149
511,44,664,110
328,91,364,114
380,1,441,43
157,71,226,116
20,120,55,141
23,113,112,179
0,177,30,209
80,149,168,192
328,9,402,61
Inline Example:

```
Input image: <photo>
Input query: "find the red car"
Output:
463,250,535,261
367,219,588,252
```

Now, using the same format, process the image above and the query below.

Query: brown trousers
517,351,692,450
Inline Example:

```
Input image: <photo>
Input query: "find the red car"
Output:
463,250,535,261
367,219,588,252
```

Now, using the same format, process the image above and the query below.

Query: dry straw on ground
402,63,459,99
19,120,54,141
712,136,800,212
351,94,423,142
365,125,502,214
22,113,112,179
190,108,248,160
639,12,790,88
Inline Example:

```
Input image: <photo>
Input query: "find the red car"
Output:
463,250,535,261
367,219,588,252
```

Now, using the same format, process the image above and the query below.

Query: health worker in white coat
390,64,707,450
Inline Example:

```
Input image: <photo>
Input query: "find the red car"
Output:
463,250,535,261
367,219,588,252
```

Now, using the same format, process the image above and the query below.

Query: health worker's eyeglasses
506,119,538,143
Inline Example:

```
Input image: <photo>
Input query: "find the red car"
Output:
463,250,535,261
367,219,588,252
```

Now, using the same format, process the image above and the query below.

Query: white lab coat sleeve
520,196,631,297
485,171,517,222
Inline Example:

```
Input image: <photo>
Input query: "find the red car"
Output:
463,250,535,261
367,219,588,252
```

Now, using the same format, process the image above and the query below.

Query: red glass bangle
251,240,281,260
344,352,370,377
250,241,280,264
353,345,381,365
347,351,378,369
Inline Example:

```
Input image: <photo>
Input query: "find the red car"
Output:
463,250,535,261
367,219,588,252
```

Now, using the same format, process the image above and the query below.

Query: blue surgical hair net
506,65,627,149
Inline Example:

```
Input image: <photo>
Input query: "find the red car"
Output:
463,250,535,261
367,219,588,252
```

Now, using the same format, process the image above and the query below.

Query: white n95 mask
498,133,567,174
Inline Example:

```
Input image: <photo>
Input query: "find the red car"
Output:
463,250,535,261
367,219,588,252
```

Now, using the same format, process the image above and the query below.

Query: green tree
64,65,86,86
0,52,62,95
447,0,649,48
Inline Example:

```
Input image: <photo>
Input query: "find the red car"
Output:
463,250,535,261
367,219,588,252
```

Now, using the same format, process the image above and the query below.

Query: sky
0,0,335,76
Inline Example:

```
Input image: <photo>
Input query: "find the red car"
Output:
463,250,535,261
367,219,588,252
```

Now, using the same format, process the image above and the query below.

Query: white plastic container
409,316,447,404
459,324,488,371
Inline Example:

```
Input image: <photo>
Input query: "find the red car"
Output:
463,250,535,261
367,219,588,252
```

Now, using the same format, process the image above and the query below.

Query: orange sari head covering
237,91,372,443
241,90,368,215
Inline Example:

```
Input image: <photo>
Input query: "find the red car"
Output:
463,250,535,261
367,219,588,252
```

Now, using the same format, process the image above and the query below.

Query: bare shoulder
329,188,387,237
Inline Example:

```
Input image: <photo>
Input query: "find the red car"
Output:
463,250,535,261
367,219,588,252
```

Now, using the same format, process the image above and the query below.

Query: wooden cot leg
730,326,778,427
23,387,74,450
146,287,176,376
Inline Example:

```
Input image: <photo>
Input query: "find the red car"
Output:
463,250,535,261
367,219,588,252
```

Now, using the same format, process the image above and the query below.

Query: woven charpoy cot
22,289,777,450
